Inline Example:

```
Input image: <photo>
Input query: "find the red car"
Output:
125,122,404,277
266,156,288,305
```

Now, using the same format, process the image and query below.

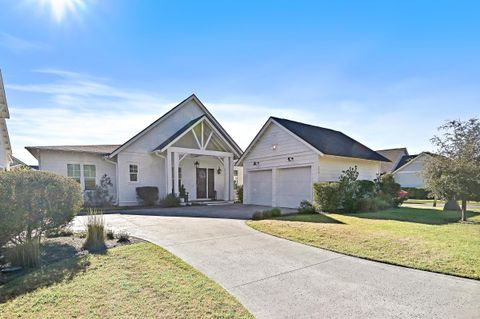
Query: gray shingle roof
272,117,390,162
26,144,121,155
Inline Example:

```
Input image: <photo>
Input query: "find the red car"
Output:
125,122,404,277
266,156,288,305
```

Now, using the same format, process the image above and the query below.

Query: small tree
424,119,480,221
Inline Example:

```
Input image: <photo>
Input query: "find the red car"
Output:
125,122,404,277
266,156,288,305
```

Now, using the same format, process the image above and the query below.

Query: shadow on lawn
276,213,344,224
0,251,90,303
350,207,480,225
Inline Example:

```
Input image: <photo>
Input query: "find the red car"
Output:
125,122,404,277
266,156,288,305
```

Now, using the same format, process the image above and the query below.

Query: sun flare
39,0,85,22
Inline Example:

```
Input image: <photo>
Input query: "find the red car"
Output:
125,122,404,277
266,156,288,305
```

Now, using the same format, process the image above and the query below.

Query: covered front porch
165,147,234,201
153,115,240,202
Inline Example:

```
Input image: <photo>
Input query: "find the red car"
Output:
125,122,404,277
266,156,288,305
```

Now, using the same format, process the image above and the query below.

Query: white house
391,152,432,188
26,95,243,206
376,148,431,188
238,117,390,208
0,70,12,171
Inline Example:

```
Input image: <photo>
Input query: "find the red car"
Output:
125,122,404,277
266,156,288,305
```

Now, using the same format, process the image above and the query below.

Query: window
83,165,96,190
67,164,81,184
129,164,138,182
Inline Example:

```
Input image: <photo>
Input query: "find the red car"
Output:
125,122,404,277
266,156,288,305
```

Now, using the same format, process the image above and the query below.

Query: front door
196,168,215,199
196,168,207,198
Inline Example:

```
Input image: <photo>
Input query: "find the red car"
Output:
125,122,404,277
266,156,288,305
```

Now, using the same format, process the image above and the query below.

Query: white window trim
129,163,139,183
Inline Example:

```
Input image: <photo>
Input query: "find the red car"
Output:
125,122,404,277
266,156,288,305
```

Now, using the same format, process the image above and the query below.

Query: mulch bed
0,235,143,285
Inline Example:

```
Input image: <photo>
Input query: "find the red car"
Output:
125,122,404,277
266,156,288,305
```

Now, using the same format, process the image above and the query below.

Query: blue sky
1,0,479,164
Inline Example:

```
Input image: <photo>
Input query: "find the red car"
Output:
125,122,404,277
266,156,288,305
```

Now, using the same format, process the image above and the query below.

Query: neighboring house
376,148,409,174
11,156,29,170
391,152,433,188
26,95,242,206
238,117,390,208
0,70,12,171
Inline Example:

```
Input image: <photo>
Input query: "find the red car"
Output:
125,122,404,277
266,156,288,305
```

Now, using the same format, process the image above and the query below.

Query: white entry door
276,166,312,208
247,170,272,206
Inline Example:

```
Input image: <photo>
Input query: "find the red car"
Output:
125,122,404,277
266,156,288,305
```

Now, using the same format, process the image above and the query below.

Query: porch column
229,157,234,201
173,151,179,196
223,156,229,200
166,149,172,194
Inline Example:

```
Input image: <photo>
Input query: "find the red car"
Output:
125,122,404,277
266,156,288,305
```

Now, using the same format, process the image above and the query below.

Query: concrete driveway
73,207,480,319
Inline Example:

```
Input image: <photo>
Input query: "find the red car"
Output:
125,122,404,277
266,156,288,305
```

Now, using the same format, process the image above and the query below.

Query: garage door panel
276,166,311,208
248,170,272,206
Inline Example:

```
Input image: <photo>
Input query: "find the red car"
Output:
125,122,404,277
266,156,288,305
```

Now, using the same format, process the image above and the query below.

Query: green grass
0,243,252,319
247,207,480,280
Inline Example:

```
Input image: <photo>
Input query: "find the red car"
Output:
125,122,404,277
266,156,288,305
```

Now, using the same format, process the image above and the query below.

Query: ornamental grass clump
83,210,106,252
6,239,41,268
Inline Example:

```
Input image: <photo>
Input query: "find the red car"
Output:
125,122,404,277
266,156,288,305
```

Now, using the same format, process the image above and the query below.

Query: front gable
110,95,242,158
240,119,317,163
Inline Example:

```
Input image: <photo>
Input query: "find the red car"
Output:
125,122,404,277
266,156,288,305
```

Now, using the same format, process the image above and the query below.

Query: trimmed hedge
136,186,159,206
252,208,282,220
403,187,431,199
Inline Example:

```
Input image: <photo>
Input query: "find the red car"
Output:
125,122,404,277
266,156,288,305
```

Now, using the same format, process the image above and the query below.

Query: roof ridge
271,117,341,133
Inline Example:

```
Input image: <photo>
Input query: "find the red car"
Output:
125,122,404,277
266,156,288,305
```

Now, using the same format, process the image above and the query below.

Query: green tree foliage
424,119,480,221
0,170,83,248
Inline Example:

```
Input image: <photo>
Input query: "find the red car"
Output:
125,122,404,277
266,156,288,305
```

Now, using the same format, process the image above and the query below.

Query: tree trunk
443,198,461,211
461,199,467,222
433,197,437,207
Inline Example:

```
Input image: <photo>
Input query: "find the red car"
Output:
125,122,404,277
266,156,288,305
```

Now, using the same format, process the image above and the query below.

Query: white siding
123,100,205,153
318,155,381,182
38,150,117,200
393,155,427,188
0,132,7,170
117,152,164,206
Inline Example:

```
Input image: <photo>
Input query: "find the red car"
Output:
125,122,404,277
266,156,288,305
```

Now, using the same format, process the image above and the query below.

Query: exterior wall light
217,167,222,174
272,144,277,150
253,161,259,166
287,157,294,162
194,161,200,168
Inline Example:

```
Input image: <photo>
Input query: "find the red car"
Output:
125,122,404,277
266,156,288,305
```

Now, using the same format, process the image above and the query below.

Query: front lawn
0,243,252,318
247,207,480,279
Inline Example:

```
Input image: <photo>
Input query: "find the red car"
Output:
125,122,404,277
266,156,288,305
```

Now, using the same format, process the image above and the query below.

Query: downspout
103,156,119,206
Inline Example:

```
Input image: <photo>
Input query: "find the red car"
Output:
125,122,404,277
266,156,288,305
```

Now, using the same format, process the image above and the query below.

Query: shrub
136,186,159,206
356,197,392,212
251,208,281,220
116,231,130,243
106,229,115,240
159,193,180,207
6,239,40,268
356,180,376,198
85,174,114,207
0,170,83,249
313,182,341,212
236,185,244,203
270,208,282,217
403,187,431,199
377,173,402,207
298,200,317,214
252,211,264,220
45,227,74,238
83,210,106,252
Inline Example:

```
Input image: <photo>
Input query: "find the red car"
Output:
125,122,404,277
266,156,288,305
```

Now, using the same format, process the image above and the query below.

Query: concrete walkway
73,211,480,319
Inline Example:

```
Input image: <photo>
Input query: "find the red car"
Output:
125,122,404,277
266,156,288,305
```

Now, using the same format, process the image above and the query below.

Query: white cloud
0,33,48,51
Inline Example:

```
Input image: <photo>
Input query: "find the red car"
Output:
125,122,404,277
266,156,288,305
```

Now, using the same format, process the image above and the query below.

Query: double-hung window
129,164,138,182
83,165,96,190
67,164,81,184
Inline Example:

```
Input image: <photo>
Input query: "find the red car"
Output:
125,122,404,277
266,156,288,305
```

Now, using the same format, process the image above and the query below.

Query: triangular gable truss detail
154,116,232,154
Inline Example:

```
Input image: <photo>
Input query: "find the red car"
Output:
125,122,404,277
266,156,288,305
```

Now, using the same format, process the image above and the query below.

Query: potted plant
179,184,187,203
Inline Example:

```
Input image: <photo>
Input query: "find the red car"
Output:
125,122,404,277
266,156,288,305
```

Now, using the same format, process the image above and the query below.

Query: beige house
0,70,12,171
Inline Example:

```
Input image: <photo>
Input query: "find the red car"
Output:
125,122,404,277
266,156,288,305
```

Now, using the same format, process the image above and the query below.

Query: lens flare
39,0,85,22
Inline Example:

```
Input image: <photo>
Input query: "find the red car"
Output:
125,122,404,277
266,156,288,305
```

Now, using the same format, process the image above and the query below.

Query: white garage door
276,166,312,208
247,170,272,206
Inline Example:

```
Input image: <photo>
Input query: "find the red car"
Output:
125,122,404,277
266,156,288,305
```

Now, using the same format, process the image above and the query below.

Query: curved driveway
73,206,480,319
